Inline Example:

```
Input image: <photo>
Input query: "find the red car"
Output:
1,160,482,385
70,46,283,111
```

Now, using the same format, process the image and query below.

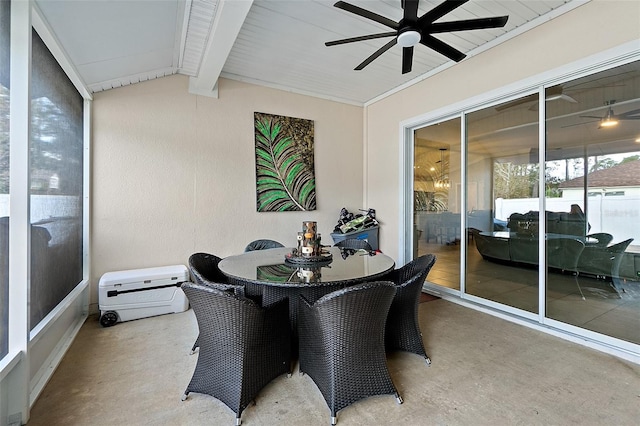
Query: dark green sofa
472,207,634,280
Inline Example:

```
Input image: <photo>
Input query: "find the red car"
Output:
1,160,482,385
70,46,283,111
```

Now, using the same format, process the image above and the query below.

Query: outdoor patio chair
244,239,285,252
262,280,349,362
188,252,230,286
188,252,246,353
382,254,436,365
333,238,373,252
180,282,290,426
586,232,613,247
298,281,402,425
578,238,634,299
547,238,585,300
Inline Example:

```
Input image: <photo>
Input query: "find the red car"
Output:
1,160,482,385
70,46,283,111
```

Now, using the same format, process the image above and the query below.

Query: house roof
560,160,640,189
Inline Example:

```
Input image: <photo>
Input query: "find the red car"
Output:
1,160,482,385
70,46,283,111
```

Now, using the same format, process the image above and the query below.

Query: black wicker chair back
383,254,436,365
188,252,230,285
262,281,347,359
585,232,613,247
180,282,291,425
244,239,284,252
188,252,247,353
298,281,402,425
333,238,373,252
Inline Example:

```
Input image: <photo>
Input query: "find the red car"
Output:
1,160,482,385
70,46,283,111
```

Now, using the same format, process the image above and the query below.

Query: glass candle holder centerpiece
296,266,322,283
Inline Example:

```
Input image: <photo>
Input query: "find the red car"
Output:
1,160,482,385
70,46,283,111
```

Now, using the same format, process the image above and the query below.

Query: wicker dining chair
547,238,585,299
188,252,246,354
180,282,291,426
298,281,402,425
262,281,347,360
585,232,613,248
333,238,373,252
188,252,231,286
244,239,285,252
382,254,436,365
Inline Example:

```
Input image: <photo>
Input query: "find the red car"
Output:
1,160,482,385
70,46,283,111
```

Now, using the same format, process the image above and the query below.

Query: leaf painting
254,112,316,212
256,264,298,282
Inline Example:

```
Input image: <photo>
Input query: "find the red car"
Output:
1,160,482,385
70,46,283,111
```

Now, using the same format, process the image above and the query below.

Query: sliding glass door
465,98,540,313
0,0,9,359
409,58,640,352
414,117,461,290
544,63,640,345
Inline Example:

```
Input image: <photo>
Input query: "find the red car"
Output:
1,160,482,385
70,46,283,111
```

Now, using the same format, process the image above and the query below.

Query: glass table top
218,246,395,287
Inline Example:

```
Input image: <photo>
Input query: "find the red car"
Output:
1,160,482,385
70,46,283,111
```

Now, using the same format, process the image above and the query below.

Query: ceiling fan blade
541,85,577,104
333,1,399,30
418,0,469,26
618,108,640,119
561,120,599,129
429,16,509,33
402,0,420,21
355,38,397,70
420,34,466,62
579,115,604,119
527,94,578,111
494,94,537,112
325,32,397,47
556,94,578,103
402,46,414,74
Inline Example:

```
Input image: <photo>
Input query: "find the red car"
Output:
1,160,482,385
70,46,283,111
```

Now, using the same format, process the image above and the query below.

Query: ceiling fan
325,0,509,74
578,100,640,128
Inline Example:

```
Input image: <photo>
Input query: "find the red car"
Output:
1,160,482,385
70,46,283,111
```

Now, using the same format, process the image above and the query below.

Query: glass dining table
218,246,395,287
218,246,396,345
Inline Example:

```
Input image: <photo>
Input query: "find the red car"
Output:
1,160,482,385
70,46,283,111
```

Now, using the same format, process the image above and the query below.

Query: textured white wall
89,0,640,307
91,75,363,308
364,1,640,260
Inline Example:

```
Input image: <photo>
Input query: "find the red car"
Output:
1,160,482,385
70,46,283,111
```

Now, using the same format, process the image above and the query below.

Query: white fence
495,195,640,245
0,194,80,222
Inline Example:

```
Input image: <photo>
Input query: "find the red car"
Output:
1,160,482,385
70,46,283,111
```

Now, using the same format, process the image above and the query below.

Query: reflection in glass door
408,58,640,359
0,0,9,359
413,118,461,290
465,100,540,314
544,62,640,345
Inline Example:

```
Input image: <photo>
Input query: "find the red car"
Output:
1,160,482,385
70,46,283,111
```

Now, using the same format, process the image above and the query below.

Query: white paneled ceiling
36,0,186,93
36,0,584,105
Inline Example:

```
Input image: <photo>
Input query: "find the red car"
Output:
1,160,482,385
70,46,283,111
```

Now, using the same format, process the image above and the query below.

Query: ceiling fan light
600,118,619,127
397,30,421,48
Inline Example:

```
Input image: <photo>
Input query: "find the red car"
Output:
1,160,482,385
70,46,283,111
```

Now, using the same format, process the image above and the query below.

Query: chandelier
434,148,450,189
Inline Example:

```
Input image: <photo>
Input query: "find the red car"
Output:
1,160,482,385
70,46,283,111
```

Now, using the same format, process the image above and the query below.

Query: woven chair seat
181,282,291,425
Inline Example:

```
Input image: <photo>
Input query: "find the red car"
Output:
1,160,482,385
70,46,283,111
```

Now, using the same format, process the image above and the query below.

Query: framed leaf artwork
254,112,316,212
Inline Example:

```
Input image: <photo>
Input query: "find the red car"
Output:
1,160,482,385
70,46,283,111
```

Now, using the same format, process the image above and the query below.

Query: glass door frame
399,44,640,363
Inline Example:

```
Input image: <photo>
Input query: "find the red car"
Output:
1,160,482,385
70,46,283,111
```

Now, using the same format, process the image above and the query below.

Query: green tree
589,157,617,172
30,96,83,195
619,155,640,165
494,162,539,199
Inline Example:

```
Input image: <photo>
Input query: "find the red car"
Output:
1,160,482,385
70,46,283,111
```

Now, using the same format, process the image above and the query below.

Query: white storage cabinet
99,265,189,327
